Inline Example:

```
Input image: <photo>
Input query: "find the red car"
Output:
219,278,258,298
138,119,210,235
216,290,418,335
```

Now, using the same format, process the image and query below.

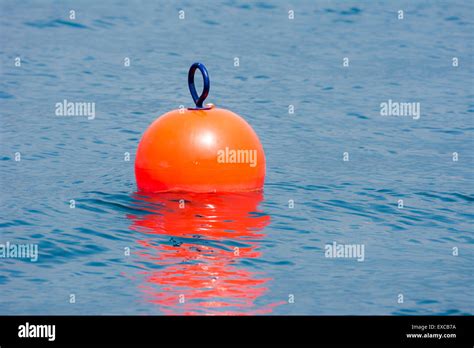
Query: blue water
1,0,473,315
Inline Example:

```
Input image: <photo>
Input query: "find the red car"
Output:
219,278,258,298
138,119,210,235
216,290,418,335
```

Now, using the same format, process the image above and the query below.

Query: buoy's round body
135,105,266,193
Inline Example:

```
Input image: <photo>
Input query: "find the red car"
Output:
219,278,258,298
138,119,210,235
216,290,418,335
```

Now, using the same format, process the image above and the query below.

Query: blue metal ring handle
188,62,210,109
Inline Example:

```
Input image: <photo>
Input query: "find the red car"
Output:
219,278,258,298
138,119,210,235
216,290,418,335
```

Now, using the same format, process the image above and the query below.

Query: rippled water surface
1,0,473,315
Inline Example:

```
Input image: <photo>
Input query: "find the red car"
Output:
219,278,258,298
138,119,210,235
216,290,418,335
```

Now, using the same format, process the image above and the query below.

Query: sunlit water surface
0,0,473,314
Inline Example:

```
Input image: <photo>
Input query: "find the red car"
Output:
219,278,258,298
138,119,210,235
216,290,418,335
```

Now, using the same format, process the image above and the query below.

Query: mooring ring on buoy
187,62,211,110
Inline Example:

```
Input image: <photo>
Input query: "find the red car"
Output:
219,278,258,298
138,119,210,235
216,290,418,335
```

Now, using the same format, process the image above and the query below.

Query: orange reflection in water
127,191,283,315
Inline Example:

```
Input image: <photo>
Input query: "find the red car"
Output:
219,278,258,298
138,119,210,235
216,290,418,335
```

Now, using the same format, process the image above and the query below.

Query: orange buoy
135,62,266,193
